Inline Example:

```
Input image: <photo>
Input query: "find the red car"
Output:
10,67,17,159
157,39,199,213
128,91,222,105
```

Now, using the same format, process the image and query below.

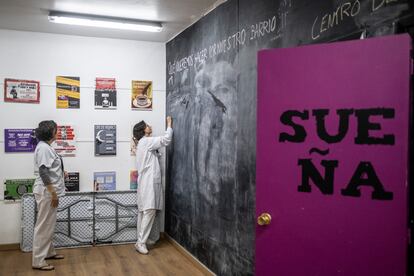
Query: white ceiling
0,0,224,42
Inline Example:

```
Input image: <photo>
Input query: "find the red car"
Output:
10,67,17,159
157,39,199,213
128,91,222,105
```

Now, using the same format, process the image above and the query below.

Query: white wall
0,29,166,244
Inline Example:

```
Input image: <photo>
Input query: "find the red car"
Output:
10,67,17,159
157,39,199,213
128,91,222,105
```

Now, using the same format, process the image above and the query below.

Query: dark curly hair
133,121,146,143
35,120,57,141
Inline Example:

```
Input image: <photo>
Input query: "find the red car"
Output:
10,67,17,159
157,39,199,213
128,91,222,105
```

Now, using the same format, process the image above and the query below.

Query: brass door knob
257,213,272,226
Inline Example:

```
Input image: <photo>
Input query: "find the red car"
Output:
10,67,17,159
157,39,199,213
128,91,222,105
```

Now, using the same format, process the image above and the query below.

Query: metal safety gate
21,191,160,252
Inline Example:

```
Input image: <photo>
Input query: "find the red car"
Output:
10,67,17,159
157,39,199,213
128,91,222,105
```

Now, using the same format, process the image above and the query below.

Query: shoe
135,243,148,254
46,254,64,260
32,264,55,271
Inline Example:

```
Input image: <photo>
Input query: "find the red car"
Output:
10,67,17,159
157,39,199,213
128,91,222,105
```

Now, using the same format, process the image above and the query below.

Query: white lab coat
32,141,65,267
135,127,173,211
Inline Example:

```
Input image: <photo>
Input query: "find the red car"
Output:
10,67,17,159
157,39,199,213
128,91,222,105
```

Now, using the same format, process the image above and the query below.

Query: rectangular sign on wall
131,80,152,110
94,125,116,156
65,172,79,192
4,178,34,200
56,76,80,109
96,78,116,90
4,78,40,103
94,171,116,191
130,170,138,190
95,77,117,109
53,125,76,156
4,129,37,152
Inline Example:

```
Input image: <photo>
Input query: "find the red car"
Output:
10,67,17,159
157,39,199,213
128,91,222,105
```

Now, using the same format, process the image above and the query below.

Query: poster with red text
52,125,76,156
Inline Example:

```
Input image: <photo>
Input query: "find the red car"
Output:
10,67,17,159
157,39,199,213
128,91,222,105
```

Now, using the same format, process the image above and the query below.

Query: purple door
256,34,411,276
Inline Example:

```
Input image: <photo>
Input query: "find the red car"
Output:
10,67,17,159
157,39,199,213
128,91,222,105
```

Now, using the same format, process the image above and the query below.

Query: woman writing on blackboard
32,120,65,270
133,116,173,254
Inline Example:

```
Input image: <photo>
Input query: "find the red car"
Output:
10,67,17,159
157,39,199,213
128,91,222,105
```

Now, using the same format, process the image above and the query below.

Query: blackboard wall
166,0,414,274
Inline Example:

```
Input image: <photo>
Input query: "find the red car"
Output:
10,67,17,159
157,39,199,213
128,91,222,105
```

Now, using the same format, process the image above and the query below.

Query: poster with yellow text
56,76,80,108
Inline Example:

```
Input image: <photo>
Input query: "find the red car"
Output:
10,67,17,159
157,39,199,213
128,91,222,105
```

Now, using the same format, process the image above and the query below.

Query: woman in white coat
32,120,65,270
133,116,173,254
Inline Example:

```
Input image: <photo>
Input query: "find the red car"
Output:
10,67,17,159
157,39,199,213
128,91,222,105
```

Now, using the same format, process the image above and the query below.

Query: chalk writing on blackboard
311,0,408,40
168,11,290,76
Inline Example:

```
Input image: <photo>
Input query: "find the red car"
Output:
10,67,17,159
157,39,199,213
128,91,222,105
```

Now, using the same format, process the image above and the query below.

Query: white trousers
32,190,57,267
135,209,156,245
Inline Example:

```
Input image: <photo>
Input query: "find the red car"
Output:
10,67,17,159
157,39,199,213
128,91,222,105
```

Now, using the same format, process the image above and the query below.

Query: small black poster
95,90,117,109
65,172,79,191
95,77,117,109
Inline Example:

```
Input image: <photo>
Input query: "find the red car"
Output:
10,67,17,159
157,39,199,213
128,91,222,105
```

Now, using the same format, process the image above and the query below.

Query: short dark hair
35,120,57,141
133,121,146,142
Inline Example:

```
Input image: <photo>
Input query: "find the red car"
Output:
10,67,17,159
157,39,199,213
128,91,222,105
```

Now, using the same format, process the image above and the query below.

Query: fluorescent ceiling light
48,11,162,32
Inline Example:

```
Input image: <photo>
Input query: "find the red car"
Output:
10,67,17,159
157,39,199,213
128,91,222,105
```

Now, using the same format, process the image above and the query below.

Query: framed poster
94,125,116,156
4,78,40,103
94,171,116,191
52,125,76,156
56,76,80,109
131,80,152,110
65,172,79,192
4,129,37,152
